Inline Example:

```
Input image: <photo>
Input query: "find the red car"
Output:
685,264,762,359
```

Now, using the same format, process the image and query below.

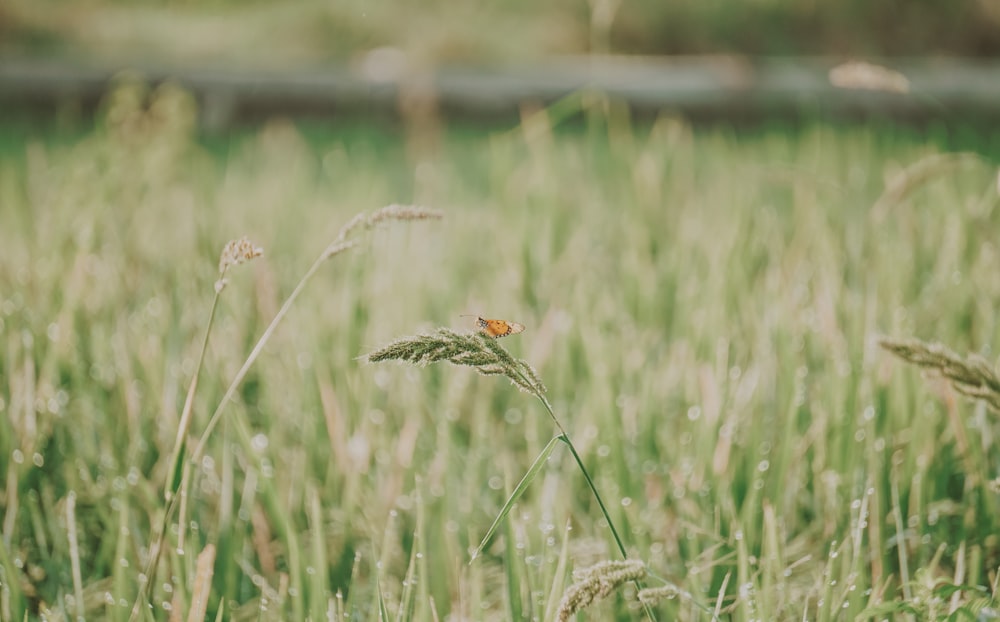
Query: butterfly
461,315,525,339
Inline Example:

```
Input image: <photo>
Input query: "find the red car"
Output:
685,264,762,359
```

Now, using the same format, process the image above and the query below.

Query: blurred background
3,0,1000,127
4,2,1000,621
4,0,1000,65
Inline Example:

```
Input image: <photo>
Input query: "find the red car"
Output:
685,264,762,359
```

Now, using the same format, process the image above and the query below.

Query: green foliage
2,83,1000,620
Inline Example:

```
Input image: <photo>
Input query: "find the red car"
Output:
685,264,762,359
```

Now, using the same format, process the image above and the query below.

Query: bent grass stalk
130,207,441,621
366,328,658,619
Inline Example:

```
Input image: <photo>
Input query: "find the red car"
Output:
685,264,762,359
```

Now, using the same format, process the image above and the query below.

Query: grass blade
471,435,561,561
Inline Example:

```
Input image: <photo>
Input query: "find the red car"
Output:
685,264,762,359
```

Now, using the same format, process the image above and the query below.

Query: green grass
2,83,1000,621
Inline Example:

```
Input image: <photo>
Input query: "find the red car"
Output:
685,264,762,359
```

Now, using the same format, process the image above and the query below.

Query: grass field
3,82,1000,621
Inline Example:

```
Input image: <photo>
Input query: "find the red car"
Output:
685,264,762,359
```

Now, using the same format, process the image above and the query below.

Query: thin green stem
169,290,221,494
129,290,220,622
532,395,629,559
519,373,656,620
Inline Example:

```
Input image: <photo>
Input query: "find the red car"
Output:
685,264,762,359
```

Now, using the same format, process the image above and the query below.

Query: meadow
2,81,1000,620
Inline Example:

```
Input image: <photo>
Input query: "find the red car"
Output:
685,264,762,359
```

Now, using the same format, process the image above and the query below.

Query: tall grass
1,82,1000,620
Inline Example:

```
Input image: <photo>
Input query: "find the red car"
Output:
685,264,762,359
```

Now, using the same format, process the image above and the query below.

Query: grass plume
367,328,546,395
556,559,647,621
879,337,1000,412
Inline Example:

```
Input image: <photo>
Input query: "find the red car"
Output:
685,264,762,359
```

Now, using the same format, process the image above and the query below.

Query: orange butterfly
462,315,525,339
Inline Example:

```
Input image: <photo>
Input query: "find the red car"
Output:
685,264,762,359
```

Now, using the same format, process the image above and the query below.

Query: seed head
556,559,647,621
218,236,263,275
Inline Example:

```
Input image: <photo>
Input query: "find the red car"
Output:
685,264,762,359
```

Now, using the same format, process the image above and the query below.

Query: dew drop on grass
32,453,44,467
687,406,701,421
621,497,633,507
597,445,611,457
756,460,769,472
850,499,861,510
11,449,23,464
733,530,743,541
120,558,130,568
251,434,269,451
307,566,316,575
488,476,502,490
161,601,172,611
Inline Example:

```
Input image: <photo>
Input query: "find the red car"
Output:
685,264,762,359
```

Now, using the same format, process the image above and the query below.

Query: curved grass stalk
129,208,440,621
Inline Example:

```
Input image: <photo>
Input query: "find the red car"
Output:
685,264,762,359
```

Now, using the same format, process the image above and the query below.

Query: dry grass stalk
186,543,216,622
879,337,1000,412
829,61,910,94
367,328,546,396
556,559,647,621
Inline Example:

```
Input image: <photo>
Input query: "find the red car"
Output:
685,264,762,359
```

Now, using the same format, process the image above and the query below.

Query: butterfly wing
484,319,525,338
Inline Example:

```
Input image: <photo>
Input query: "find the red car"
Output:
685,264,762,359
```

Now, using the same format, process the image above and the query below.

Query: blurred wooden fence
1,57,999,127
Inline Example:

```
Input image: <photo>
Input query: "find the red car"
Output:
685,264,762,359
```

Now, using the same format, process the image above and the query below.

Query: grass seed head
218,236,264,275
556,559,647,621
879,336,1000,412
325,204,443,259
638,584,681,605
367,328,546,396
215,236,263,292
